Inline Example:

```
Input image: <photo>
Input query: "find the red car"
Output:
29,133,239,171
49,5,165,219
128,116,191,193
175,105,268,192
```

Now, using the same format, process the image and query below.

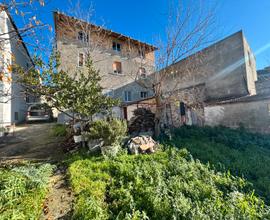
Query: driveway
0,123,64,164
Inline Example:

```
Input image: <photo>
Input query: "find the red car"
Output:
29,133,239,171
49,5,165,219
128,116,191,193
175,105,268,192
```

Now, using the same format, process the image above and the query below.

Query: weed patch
68,149,270,219
161,126,270,203
0,163,54,219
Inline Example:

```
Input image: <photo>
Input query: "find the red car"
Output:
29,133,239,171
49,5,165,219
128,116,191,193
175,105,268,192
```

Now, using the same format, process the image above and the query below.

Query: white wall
0,10,32,125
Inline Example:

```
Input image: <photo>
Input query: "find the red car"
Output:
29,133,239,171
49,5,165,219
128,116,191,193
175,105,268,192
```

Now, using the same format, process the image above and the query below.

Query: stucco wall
205,100,270,133
0,10,32,125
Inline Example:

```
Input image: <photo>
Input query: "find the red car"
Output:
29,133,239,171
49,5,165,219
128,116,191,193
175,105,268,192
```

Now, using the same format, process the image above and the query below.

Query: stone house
151,30,257,128
0,7,34,126
53,11,156,115
125,31,260,130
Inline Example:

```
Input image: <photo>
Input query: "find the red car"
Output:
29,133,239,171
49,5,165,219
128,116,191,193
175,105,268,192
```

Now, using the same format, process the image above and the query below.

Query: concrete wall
205,99,270,133
161,31,257,101
256,76,270,95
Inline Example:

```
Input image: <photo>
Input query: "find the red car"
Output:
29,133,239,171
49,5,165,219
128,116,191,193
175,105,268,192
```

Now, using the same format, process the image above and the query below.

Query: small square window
113,42,121,52
140,91,148,98
139,67,146,78
113,61,122,74
124,91,131,102
78,31,84,41
78,53,84,67
78,31,89,43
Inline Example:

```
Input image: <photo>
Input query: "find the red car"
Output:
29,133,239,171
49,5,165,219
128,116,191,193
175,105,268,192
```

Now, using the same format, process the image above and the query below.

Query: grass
67,149,270,219
161,125,270,203
0,163,54,220
50,124,68,137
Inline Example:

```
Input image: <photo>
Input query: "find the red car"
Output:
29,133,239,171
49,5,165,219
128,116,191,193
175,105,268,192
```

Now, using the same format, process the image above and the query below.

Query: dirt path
0,123,64,163
40,166,74,220
0,123,74,219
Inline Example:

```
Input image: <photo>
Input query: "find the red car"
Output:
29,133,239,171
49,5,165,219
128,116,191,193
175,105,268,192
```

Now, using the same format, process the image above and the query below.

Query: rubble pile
128,108,155,134
127,135,158,155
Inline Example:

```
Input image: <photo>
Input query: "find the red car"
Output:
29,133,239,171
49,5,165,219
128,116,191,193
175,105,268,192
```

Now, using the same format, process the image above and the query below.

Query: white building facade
0,8,33,126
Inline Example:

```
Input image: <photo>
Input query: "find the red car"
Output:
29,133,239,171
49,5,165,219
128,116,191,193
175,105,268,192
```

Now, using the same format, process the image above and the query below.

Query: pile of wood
128,108,155,134
127,135,158,155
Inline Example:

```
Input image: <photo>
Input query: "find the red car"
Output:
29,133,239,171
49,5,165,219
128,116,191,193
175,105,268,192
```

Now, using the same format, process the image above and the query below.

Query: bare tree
133,0,217,136
0,0,52,105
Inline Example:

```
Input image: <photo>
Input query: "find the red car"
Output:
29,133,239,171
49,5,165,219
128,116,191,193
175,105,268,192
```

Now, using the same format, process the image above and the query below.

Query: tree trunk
154,95,163,138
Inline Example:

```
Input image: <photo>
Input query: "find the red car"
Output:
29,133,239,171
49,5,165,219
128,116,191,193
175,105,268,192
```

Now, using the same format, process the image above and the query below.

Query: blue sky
9,0,270,69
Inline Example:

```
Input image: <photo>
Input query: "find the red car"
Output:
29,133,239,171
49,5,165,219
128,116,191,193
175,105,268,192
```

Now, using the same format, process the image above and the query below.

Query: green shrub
68,150,270,219
0,163,54,220
84,119,127,146
160,125,270,203
51,124,68,137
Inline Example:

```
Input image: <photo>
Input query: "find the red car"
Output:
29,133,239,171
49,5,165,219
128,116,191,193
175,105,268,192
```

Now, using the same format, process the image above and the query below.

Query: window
113,61,122,74
14,112,19,121
138,48,145,58
78,31,89,42
140,91,148,98
124,91,131,102
139,67,146,78
268,104,270,116
113,42,121,52
78,53,84,67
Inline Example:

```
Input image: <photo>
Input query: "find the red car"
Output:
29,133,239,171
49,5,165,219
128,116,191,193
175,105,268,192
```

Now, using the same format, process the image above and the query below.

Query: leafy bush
84,119,127,146
51,124,68,137
0,164,54,220
68,150,270,219
160,125,270,203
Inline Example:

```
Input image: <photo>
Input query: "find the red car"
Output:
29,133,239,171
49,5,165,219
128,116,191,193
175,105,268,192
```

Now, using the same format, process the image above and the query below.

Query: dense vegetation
0,164,54,219
67,149,270,219
161,126,270,203
51,124,68,137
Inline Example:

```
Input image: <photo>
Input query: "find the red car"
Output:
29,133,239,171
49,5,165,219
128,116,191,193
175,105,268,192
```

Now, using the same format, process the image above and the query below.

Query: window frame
112,42,121,52
124,91,132,102
78,31,89,43
139,67,146,78
113,61,122,74
140,91,148,98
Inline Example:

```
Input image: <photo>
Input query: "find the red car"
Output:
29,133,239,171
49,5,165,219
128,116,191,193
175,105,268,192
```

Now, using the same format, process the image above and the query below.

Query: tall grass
68,150,270,219
0,164,54,220
51,124,68,137
161,125,270,203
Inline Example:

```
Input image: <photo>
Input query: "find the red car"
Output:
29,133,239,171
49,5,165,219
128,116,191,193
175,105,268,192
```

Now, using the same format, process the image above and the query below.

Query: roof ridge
53,11,157,50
